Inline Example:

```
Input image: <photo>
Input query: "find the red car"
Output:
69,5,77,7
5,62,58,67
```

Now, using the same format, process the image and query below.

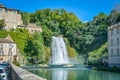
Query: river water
27,67,120,80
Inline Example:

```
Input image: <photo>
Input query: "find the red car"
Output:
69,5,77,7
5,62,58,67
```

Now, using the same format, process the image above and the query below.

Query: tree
0,19,5,30
42,27,53,46
107,10,120,26
21,12,30,25
24,32,44,64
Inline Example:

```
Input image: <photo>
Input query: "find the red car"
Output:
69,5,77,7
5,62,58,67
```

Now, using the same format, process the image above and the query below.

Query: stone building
0,4,42,34
18,24,42,34
0,4,22,30
0,38,17,63
108,23,120,67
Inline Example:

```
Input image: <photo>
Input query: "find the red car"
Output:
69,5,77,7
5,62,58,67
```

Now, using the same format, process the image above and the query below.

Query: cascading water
50,36,69,65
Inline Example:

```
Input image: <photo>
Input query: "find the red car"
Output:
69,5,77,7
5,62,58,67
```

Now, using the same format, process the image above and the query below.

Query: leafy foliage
42,27,53,46
2,7,118,64
24,32,44,63
21,12,30,25
0,19,5,30
88,42,108,65
9,28,29,55
0,30,8,38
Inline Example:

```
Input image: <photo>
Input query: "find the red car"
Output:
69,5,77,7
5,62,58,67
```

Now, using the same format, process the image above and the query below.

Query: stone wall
11,64,46,80
0,5,23,30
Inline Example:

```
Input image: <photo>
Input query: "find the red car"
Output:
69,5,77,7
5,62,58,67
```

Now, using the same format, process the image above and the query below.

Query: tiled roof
0,38,15,43
18,24,42,28
18,25,28,28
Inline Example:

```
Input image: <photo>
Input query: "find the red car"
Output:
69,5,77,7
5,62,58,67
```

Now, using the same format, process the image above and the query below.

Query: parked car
0,67,7,80
0,63,11,80
0,62,11,71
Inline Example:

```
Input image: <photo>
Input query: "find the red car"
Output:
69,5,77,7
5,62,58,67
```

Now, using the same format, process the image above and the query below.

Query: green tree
107,10,120,26
21,12,30,25
0,19,5,30
42,27,53,46
24,32,44,64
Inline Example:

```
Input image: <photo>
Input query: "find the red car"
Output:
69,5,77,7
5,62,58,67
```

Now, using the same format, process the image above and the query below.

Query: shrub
13,61,20,66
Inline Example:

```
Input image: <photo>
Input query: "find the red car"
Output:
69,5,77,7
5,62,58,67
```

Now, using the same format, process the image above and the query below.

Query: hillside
0,8,120,65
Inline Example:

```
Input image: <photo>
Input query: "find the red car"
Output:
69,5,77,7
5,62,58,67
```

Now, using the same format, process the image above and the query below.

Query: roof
18,25,27,28
0,38,15,43
6,8,18,11
108,22,120,30
0,4,21,13
18,24,42,29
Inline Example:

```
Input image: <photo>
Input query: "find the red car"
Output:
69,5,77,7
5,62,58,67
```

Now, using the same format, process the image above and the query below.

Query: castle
0,4,22,30
0,4,42,33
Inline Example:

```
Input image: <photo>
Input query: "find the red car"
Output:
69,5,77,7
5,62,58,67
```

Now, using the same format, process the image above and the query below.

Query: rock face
49,36,69,65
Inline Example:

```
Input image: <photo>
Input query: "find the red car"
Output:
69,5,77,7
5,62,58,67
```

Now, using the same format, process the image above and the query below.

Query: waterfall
50,36,69,64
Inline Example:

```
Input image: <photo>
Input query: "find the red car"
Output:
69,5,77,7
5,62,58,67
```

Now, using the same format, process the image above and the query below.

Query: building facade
18,24,42,34
0,38,17,63
108,23,120,67
0,4,22,30
0,4,42,34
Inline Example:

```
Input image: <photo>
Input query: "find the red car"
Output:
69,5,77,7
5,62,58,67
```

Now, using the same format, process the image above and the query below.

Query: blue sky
0,0,120,22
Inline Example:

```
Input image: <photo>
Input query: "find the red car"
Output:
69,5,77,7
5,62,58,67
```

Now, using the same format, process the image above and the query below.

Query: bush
93,66,120,73
13,61,20,66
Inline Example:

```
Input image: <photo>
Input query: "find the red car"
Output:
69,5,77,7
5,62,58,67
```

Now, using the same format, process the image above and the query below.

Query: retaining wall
11,64,46,80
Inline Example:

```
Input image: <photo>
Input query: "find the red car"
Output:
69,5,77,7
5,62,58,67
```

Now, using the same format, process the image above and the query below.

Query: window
111,29,113,36
0,44,3,48
6,10,8,12
9,44,13,48
8,52,12,56
117,38,119,45
117,48,119,55
14,11,16,14
9,48,12,51
117,27,119,34
0,51,4,56
31,29,34,32
0,8,2,12
111,39,113,46
111,49,113,56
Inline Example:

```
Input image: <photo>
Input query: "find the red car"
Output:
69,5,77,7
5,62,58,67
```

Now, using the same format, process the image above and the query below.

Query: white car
0,67,7,80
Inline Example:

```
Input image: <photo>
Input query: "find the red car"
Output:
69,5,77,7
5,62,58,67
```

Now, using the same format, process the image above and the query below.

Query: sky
0,0,120,22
